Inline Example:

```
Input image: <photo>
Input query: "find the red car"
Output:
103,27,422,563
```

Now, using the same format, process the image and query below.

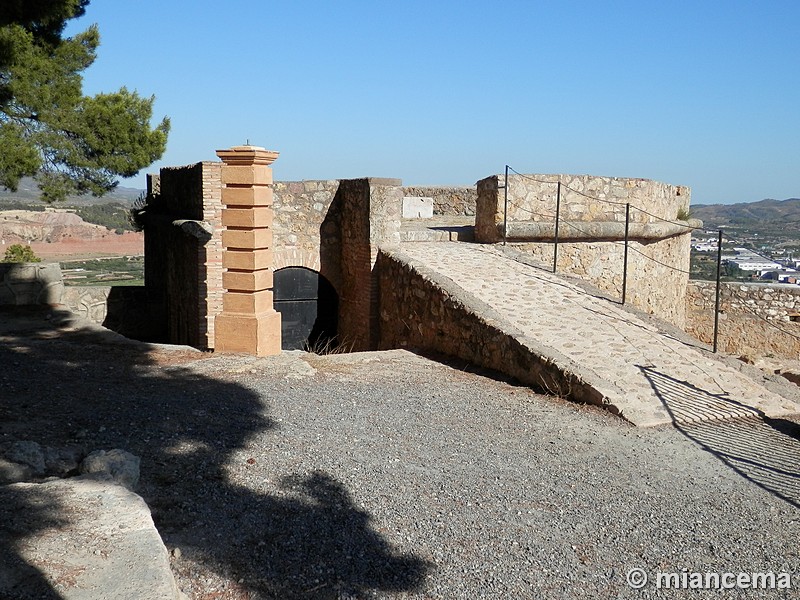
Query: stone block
222,249,273,271
222,207,273,228
221,165,273,186
223,269,273,292
221,186,273,207
6,441,45,475
222,228,272,250
215,310,281,356
80,449,141,491
223,289,274,313
402,197,434,219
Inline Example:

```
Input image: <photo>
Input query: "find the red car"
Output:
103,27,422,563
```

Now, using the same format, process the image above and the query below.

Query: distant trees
3,243,41,262
0,0,169,202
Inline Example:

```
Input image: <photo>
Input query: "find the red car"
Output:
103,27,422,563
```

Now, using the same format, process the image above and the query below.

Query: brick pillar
214,145,281,355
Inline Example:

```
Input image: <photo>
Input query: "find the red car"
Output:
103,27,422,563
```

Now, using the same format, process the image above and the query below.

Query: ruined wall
401,186,476,216
144,161,222,349
686,281,800,360
475,173,693,326
272,180,342,290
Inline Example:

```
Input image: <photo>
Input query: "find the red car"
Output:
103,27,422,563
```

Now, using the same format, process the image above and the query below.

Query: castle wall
401,186,476,216
475,173,693,327
272,180,342,290
144,161,222,349
686,281,800,360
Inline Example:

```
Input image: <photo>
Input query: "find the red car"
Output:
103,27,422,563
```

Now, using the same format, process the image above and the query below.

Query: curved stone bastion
475,174,699,328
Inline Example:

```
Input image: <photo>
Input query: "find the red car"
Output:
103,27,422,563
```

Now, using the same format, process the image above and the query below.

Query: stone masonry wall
513,235,691,327
0,262,63,305
686,281,800,360
144,161,222,349
272,180,342,290
476,174,690,241
377,248,603,404
61,285,157,341
475,173,692,327
401,186,477,216
337,178,403,351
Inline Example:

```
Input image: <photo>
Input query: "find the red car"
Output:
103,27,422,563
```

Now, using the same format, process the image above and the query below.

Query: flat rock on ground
0,477,179,600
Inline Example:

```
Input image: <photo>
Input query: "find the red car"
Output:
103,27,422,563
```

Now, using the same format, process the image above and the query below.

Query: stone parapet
401,186,477,216
686,281,800,360
476,173,691,244
501,219,702,242
474,173,693,327
0,262,63,306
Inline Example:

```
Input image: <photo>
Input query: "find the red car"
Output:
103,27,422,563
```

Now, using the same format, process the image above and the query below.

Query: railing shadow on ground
640,365,800,509
0,307,429,599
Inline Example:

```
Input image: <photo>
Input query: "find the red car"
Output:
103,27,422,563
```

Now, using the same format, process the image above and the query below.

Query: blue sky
68,1,798,204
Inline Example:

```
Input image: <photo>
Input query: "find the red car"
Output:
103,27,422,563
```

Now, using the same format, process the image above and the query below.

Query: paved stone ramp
396,242,799,426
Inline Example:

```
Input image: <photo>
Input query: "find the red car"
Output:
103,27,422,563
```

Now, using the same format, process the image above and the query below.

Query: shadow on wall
640,366,800,509
0,307,428,598
102,286,165,343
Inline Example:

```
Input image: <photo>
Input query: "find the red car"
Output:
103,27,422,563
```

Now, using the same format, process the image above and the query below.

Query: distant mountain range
692,198,800,227
0,177,144,206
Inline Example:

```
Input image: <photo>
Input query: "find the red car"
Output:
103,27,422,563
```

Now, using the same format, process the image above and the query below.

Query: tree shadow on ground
0,307,429,599
640,365,800,509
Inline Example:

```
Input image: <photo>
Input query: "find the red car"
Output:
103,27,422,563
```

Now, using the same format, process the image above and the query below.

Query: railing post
622,203,630,304
713,229,723,353
553,180,561,274
503,165,509,246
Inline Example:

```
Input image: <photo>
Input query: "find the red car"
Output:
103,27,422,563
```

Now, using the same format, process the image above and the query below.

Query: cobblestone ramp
391,242,799,427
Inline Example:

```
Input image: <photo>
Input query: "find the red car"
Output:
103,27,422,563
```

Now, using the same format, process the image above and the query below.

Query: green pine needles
0,1,169,202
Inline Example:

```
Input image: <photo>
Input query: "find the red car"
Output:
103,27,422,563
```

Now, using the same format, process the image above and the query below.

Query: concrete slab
0,477,181,599
392,242,800,426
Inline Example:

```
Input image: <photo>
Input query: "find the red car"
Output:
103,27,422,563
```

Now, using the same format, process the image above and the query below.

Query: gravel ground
1,308,799,599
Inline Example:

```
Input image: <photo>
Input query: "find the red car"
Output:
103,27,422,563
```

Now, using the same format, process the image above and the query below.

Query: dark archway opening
273,267,339,351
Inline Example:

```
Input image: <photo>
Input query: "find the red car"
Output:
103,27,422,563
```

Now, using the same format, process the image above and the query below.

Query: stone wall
686,281,800,360
377,248,602,404
272,180,342,289
513,235,691,327
0,263,63,306
61,285,158,341
338,178,403,350
475,173,693,327
476,174,690,242
144,161,222,349
401,186,476,216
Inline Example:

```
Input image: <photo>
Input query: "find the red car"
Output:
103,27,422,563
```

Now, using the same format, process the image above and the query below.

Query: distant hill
692,198,800,227
0,177,144,206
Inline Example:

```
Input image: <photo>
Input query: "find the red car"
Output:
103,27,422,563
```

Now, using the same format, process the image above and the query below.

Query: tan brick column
214,145,281,355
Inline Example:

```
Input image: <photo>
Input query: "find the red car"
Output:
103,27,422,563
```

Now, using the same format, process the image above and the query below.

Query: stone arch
273,266,339,351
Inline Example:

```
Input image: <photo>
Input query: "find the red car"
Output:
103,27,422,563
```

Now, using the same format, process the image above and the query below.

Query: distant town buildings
692,233,799,285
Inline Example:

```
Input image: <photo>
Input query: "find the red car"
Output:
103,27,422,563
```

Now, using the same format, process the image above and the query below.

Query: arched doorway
273,267,338,351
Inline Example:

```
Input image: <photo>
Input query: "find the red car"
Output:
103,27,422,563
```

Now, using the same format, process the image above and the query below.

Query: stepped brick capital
216,145,279,166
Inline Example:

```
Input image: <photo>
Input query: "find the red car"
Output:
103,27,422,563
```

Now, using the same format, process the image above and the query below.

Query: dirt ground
27,232,144,261
1,308,799,599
